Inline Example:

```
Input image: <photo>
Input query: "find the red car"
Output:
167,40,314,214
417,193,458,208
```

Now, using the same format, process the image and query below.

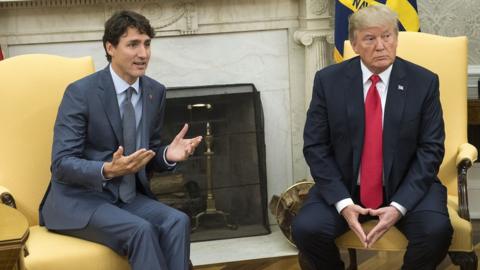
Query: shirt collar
109,65,140,95
360,60,393,85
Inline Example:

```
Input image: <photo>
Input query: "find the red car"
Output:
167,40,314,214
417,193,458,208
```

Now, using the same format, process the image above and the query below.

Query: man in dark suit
39,10,201,270
292,5,452,270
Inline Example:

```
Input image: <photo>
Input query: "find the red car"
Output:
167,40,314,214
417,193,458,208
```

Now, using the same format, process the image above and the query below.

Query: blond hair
348,5,399,42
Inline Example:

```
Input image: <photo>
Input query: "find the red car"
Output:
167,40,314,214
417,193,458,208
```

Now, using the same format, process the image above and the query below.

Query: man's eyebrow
127,39,141,44
125,37,151,45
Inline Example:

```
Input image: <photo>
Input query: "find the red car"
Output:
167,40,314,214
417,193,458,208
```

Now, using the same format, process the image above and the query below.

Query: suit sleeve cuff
390,201,407,216
163,146,177,167
335,198,354,213
87,161,106,192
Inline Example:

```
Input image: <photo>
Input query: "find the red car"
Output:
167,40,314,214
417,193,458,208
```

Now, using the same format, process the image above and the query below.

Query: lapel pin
398,85,404,91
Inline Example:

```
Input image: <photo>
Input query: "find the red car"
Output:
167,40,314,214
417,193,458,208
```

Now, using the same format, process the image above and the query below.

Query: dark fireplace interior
150,84,270,242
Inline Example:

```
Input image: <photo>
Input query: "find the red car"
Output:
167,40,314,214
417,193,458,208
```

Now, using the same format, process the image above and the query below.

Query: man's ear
350,30,361,54
106,42,115,58
350,40,359,55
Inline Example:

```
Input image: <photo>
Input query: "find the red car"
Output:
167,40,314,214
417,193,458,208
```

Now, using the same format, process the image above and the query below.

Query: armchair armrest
456,143,477,166
456,143,478,221
0,185,17,208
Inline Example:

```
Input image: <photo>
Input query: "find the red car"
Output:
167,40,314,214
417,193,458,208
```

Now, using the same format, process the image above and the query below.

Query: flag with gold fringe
334,0,419,63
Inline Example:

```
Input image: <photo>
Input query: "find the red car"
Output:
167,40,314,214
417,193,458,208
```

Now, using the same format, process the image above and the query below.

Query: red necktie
360,74,383,209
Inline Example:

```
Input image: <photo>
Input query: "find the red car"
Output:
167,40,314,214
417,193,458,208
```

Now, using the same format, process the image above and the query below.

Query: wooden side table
0,204,29,270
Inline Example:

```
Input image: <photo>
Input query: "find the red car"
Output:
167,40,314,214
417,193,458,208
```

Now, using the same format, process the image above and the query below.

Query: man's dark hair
102,10,156,62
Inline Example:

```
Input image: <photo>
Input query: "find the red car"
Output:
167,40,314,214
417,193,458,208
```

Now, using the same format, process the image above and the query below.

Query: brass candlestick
204,122,216,212
188,104,236,231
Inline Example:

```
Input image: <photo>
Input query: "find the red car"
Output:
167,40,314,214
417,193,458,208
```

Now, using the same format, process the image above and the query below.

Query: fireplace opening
150,84,270,241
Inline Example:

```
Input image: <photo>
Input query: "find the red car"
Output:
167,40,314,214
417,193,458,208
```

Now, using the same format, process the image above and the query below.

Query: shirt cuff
163,146,177,167
101,163,112,181
390,201,407,216
335,198,354,214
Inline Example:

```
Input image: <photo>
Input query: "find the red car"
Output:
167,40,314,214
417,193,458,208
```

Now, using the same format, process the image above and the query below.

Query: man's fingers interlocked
350,219,367,248
365,206,402,248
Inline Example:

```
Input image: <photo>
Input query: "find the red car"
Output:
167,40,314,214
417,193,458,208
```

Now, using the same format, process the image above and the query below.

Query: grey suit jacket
40,66,173,230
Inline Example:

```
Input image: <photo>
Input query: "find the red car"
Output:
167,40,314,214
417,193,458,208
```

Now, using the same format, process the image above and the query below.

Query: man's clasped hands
341,204,403,248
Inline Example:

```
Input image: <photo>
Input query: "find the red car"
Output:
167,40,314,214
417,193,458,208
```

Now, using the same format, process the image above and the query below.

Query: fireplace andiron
188,103,237,231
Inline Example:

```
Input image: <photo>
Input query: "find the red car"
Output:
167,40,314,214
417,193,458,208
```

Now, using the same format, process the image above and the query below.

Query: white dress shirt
101,65,174,180
335,61,406,216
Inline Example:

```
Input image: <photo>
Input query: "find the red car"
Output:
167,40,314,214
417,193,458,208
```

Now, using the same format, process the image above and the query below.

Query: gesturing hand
365,206,402,248
103,146,156,179
341,204,370,248
166,123,203,162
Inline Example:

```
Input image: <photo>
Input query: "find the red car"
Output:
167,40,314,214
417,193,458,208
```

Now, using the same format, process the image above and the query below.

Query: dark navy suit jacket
304,56,447,214
40,66,173,230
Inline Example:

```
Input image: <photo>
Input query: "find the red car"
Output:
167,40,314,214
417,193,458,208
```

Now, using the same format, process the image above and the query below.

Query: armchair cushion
25,226,129,270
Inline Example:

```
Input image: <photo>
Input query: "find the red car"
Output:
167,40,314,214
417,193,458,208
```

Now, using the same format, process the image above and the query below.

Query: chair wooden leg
449,251,478,270
347,248,358,270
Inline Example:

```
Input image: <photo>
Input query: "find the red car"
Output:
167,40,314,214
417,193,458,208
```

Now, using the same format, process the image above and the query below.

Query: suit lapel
345,57,365,186
138,77,155,186
98,67,123,145
383,58,407,191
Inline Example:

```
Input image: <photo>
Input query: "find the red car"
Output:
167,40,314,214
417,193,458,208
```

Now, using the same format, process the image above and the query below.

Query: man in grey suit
39,10,202,270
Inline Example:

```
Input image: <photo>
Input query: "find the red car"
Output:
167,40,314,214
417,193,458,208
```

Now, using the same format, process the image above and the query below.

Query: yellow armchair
336,32,478,270
274,31,477,270
0,54,130,270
